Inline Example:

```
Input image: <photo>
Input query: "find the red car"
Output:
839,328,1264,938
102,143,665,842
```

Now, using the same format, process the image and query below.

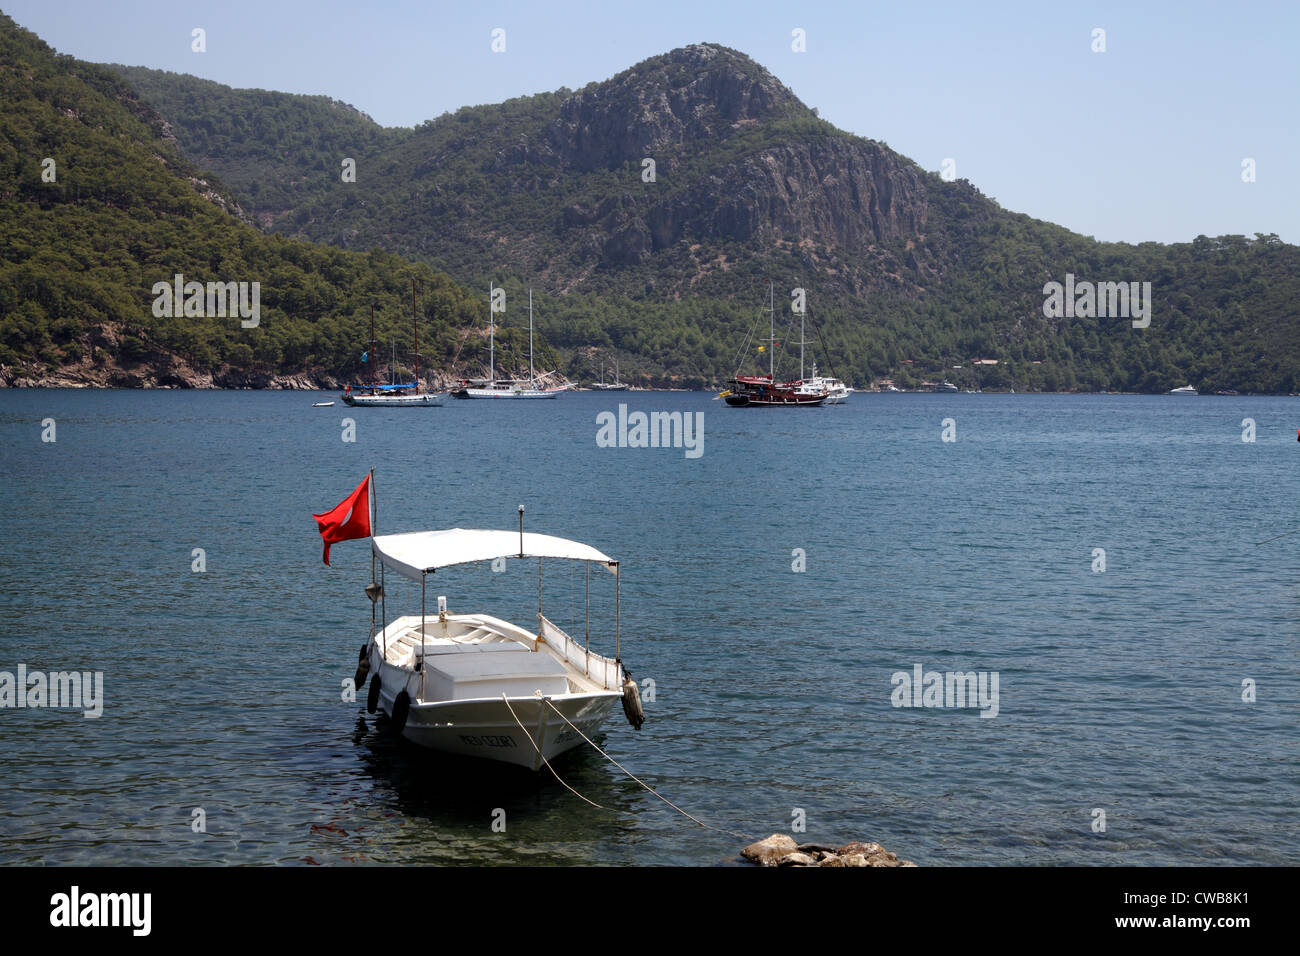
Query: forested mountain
0,14,547,389
5,21,1296,392
110,44,1300,393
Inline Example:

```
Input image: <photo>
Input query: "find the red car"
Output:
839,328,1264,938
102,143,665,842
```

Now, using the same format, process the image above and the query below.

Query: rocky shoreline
741,833,916,867
0,358,557,392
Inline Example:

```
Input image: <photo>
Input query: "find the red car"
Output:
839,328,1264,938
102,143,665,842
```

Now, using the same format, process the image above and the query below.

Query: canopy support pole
613,561,621,690
535,557,543,651
420,573,427,700
584,563,590,676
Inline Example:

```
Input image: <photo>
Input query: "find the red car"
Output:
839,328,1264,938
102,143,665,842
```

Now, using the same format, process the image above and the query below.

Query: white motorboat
1169,384,1198,395
795,363,849,404
358,517,640,770
312,401,335,407
453,286,563,399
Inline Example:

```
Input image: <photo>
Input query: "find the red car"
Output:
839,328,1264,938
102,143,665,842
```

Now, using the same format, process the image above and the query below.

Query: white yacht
453,286,564,399
1169,384,1198,395
591,356,628,391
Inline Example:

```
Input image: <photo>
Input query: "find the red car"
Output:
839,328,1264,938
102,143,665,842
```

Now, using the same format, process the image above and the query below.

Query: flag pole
369,467,384,654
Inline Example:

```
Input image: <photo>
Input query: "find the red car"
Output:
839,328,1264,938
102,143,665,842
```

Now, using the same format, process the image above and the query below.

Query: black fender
391,689,410,734
352,642,371,690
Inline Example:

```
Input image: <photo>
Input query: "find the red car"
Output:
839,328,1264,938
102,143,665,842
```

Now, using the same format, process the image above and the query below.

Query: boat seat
415,643,569,700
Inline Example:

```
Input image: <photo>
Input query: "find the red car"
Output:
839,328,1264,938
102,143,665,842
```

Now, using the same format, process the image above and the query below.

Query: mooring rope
541,698,754,842
1255,527,1300,546
500,694,605,809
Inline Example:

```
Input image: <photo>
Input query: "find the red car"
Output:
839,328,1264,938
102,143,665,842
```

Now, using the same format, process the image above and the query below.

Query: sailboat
722,282,827,407
343,280,444,407
591,356,628,391
452,286,564,399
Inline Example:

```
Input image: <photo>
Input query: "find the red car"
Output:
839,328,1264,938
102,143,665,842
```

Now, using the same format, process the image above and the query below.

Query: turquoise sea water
0,390,1296,865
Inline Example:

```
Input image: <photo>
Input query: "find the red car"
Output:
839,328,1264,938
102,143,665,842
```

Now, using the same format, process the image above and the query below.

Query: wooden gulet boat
343,280,445,407
722,282,827,407
356,506,642,770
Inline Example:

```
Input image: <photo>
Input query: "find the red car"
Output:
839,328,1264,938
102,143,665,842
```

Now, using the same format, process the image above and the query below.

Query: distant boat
795,363,849,404
722,283,827,407
343,281,445,407
787,299,847,403
312,401,335,407
452,286,563,399
1169,385,1198,395
591,356,628,391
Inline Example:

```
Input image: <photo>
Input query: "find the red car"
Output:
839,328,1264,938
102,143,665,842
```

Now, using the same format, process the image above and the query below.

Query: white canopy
371,528,617,582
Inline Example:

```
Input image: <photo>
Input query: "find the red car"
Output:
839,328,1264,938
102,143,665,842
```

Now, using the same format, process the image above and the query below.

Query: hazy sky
8,0,1297,245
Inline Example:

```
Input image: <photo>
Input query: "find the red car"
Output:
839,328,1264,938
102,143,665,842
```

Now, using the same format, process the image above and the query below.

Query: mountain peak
548,42,809,171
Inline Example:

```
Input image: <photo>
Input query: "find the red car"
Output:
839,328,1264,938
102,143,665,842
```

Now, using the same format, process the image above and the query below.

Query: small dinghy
313,401,335,407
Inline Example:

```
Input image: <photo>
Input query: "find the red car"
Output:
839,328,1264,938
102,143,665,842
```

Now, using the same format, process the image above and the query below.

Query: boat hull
369,656,620,769
724,376,827,406
343,392,444,407
451,387,561,399
724,385,826,406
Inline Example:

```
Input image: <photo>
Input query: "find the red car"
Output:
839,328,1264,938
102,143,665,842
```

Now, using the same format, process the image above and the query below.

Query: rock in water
741,834,798,866
740,834,917,867
796,842,840,855
838,841,913,866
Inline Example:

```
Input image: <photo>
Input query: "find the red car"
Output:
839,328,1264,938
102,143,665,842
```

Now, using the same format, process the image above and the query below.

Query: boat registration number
458,734,516,748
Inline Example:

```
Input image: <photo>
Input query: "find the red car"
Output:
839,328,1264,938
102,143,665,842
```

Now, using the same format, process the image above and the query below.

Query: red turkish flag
313,475,371,565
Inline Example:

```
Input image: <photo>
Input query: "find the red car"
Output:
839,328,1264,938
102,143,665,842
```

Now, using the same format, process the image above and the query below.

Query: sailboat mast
370,303,377,390
488,281,495,384
769,280,775,380
529,288,534,387
800,287,806,381
411,277,420,393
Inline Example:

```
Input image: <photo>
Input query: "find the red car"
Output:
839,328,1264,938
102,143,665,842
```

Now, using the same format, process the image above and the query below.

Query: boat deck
376,612,616,699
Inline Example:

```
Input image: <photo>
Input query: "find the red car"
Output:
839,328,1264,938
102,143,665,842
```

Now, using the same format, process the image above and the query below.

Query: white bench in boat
413,642,570,701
